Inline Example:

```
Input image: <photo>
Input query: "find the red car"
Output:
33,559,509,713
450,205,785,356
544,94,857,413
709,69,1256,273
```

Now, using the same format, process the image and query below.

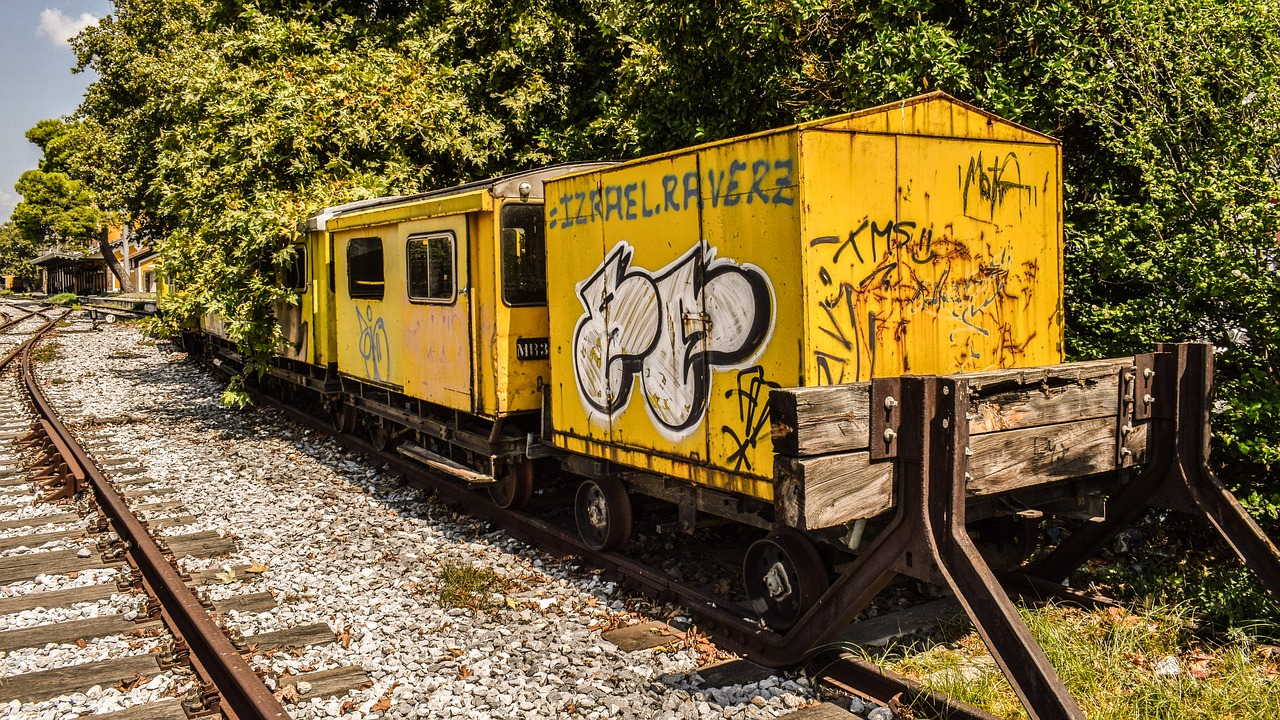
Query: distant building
27,223,158,297
29,249,107,295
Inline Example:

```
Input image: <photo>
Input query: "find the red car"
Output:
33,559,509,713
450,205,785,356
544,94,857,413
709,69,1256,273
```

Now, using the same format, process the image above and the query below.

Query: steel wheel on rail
325,396,357,433
743,528,830,632
574,476,632,551
490,459,535,509
366,415,399,451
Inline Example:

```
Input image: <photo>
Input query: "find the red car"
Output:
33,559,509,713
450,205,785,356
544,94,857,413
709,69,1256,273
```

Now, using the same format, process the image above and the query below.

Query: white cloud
36,9,99,48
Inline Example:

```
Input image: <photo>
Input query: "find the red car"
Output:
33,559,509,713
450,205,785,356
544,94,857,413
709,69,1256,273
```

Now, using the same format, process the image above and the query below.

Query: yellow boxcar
545,91,1063,502
326,165,611,420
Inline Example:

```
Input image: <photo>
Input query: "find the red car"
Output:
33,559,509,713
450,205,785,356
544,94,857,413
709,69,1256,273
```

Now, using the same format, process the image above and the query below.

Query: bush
47,292,78,306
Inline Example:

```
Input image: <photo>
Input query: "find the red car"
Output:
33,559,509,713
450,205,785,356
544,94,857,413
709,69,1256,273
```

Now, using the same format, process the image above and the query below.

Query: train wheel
326,398,356,434
742,528,829,632
574,477,632,551
489,460,534,510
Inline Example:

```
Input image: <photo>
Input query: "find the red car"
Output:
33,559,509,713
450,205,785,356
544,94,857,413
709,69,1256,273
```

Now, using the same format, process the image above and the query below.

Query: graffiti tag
960,152,1037,221
355,305,390,382
573,241,775,439
549,158,795,229
809,219,1027,384
720,366,779,472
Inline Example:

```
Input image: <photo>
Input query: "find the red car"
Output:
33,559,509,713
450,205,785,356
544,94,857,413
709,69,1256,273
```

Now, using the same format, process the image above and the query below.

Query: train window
347,237,384,299
406,233,455,302
285,244,307,291
501,203,546,306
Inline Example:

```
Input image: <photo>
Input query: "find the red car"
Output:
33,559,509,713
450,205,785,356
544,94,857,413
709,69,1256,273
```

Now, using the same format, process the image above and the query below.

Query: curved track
1,301,290,720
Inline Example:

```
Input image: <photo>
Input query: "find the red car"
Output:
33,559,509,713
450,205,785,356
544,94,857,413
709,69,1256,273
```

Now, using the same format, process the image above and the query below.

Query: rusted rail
257,388,999,720
20,317,290,720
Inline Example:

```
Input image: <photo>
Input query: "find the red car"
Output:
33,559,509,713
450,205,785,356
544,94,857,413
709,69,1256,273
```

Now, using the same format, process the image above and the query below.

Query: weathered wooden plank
770,357,1135,457
969,374,1123,435
0,654,161,703
776,702,860,720
0,512,80,533
0,527,89,552
240,623,333,652
833,598,963,648
969,416,1122,495
187,563,251,586
0,548,111,584
776,418,1148,530
213,591,277,615
124,487,176,500
770,383,870,458
774,453,893,530
601,621,681,651
695,658,776,688
166,535,236,559
0,615,160,652
0,583,117,616
279,665,373,699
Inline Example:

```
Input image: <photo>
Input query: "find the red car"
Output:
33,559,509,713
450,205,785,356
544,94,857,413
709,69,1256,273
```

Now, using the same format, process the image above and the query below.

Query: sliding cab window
407,233,455,302
285,243,307,292
347,237,384,299
501,203,546,306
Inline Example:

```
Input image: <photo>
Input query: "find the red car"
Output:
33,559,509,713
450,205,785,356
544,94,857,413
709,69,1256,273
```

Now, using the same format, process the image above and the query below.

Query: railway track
0,303,327,719
253,383,1004,720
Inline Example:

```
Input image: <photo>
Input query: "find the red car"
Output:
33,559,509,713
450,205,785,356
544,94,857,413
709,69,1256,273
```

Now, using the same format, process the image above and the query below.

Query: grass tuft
883,601,1280,719
436,562,515,614
29,342,59,363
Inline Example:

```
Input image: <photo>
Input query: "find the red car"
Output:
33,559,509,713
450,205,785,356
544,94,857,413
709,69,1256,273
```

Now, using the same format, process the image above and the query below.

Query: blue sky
1,1,114,223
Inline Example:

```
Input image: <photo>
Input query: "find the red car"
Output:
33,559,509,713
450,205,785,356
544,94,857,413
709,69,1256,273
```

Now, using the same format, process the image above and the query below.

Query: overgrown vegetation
29,342,60,363
884,602,1280,719
47,293,77,307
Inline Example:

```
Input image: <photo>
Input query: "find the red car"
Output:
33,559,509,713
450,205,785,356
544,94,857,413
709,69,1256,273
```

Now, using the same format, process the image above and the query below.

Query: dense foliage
8,2,1278,529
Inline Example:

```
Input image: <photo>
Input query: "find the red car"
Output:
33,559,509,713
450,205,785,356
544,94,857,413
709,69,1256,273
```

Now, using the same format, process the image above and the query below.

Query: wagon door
402,215,474,410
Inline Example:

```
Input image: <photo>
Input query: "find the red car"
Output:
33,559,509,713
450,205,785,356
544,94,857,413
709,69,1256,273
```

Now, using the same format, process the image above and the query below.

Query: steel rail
22,321,289,720
0,308,38,334
0,311,59,370
258,391,999,720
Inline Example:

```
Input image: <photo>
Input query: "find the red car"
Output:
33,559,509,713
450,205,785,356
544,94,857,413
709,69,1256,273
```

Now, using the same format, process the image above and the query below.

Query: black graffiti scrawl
573,241,775,440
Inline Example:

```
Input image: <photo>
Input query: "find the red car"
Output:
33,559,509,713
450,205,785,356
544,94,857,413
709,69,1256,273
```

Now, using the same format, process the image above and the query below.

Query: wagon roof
310,162,615,232
548,91,1057,185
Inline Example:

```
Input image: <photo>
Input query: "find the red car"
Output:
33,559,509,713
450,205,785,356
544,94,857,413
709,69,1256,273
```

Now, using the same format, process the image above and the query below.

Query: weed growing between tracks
433,562,518,615
29,341,59,362
880,602,1280,719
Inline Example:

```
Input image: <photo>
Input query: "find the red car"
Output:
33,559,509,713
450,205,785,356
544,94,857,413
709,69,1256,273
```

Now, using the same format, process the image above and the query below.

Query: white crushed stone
19,312,820,719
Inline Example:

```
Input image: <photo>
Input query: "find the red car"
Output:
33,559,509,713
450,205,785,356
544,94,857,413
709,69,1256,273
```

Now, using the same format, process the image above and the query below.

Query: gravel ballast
21,312,822,719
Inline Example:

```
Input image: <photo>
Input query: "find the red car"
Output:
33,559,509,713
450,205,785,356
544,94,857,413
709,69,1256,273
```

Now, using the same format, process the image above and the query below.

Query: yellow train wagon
545,91,1063,542
322,164,611,504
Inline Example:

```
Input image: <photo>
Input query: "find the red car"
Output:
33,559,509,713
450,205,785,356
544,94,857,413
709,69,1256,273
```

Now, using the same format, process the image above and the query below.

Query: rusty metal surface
22,325,290,720
869,377,902,461
1033,343,1280,606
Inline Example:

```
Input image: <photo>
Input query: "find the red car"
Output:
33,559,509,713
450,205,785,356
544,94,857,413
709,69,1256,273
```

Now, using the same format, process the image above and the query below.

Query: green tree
0,222,40,285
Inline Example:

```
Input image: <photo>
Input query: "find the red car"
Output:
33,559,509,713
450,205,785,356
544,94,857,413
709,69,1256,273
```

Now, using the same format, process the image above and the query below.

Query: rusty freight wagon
544,91,1062,536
